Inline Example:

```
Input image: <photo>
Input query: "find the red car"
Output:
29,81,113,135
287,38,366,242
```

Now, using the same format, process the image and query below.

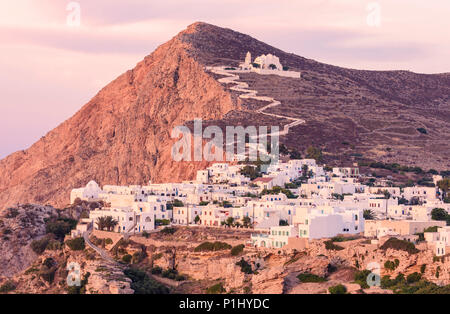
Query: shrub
142,231,150,238
329,284,347,294
46,218,77,240
46,239,62,250
105,238,113,245
65,237,85,251
162,268,179,280
172,199,184,207
236,258,253,274
420,264,426,274
42,258,55,269
152,267,186,281
122,254,132,264
124,268,169,294
407,272,422,284
380,238,419,254
39,266,56,283
297,273,327,283
5,208,19,219
206,283,226,294
230,244,245,256
354,270,371,289
175,274,186,281
132,251,146,264
31,237,50,254
324,240,344,251
0,281,16,293
431,208,450,225
424,226,439,233
331,236,358,242
194,241,232,252
160,227,176,235
417,128,427,135
384,260,397,271
151,266,162,275
156,219,171,226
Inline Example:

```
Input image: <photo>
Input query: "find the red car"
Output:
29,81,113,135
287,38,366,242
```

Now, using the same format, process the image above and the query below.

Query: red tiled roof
253,177,273,183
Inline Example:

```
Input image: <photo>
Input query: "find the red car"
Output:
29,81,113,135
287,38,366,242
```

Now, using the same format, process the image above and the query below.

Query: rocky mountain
0,22,449,208
0,205,58,277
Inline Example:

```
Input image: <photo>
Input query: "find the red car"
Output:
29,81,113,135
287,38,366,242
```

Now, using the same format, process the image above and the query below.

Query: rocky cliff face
0,205,58,277
0,23,237,208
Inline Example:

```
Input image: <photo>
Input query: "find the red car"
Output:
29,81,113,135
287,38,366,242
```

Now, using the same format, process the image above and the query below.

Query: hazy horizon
1,0,449,159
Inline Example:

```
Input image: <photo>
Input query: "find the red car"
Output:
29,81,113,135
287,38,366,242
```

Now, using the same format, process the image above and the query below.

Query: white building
173,206,203,225
89,207,155,234
70,180,103,203
402,187,437,203
251,225,298,249
293,207,364,239
425,226,450,256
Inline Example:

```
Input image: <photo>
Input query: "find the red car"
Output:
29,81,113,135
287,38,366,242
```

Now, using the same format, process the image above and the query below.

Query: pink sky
1,0,449,158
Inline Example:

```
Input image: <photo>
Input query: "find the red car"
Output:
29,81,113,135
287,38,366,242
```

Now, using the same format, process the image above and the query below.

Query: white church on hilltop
240,51,301,78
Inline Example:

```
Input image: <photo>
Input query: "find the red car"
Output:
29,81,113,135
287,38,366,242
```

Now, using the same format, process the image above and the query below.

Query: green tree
431,208,449,224
96,217,107,231
302,165,309,177
306,146,323,163
194,215,201,224
242,216,252,228
225,217,235,227
65,237,85,251
328,284,347,294
172,199,184,207
104,216,119,232
406,272,422,283
363,209,376,220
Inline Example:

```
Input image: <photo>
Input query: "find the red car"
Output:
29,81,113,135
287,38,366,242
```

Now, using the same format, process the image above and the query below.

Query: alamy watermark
171,119,280,166
66,1,81,27
366,261,381,287
67,261,81,287
366,2,381,27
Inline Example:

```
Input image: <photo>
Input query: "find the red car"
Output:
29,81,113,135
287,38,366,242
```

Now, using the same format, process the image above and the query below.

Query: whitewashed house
70,180,103,203
173,206,203,225
251,225,298,248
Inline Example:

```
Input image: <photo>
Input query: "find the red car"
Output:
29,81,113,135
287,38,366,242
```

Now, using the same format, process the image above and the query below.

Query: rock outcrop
0,204,58,277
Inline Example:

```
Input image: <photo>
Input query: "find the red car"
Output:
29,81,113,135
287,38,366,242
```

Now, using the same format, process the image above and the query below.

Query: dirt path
208,66,305,137
83,230,117,264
